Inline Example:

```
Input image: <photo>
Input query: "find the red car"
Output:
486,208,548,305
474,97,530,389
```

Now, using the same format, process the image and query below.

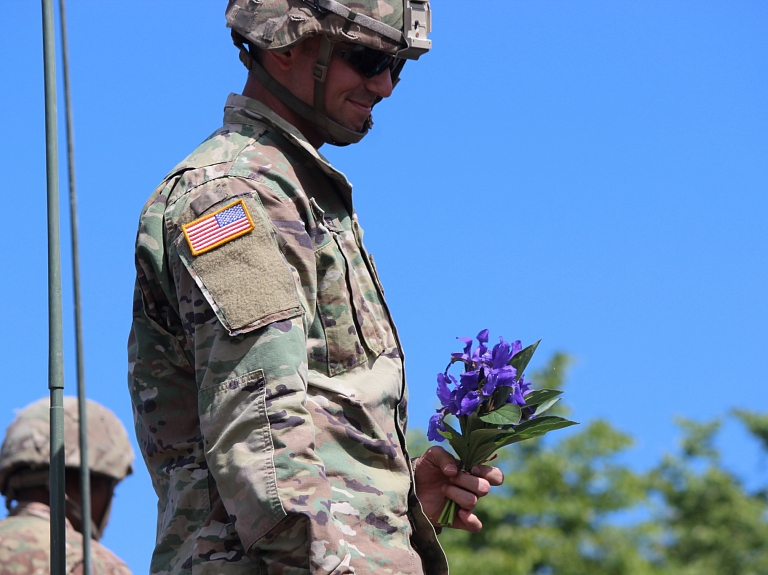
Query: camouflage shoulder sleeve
0,514,131,575
0,515,51,574
88,541,132,575
130,173,351,562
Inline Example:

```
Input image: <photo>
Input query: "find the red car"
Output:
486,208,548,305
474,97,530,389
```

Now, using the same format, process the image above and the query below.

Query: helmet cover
226,0,417,57
0,397,134,496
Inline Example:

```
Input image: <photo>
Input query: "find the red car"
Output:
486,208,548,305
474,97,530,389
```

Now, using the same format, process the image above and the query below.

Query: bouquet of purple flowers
428,329,577,527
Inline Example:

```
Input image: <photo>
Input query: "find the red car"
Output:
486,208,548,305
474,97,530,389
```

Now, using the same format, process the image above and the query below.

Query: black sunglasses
336,44,399,79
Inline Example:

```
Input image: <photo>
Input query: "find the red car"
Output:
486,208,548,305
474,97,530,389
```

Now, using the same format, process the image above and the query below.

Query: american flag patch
182,199,255,256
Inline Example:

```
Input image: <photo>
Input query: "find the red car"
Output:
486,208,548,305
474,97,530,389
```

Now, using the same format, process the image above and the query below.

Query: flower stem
437,498,458,528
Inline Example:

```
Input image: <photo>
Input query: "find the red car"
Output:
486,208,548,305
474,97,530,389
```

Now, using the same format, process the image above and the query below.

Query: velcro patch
183,199,255,256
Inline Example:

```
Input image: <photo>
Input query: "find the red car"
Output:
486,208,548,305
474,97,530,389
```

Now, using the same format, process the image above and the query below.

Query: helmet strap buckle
312,63,328,83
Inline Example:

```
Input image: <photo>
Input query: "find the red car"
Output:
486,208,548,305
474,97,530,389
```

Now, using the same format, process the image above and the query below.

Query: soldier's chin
332,110,370,134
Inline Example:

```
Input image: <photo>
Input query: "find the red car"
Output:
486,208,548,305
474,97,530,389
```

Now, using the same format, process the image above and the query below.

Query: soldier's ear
265,49,293,72
266,37,321,72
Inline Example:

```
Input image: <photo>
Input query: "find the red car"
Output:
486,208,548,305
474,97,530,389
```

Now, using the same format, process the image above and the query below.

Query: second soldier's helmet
226,0,432,146
0,396,134,504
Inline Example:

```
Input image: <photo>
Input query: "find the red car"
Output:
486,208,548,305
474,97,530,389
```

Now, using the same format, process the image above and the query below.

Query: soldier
0,396,134,574
129,1,503,573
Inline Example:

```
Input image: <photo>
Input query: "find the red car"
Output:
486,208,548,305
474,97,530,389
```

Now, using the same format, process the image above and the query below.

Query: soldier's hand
413,445,504,532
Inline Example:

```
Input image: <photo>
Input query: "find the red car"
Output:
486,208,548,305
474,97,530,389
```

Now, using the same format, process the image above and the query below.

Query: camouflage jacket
128,94,447,575
0,501,131,574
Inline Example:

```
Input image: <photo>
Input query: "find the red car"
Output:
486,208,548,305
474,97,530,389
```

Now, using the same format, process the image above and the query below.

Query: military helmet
226,0,432,146
0,397,134,499
226,0,431,58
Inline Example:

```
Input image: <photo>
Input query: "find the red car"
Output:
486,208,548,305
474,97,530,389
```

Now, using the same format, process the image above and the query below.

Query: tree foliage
409,353,768,574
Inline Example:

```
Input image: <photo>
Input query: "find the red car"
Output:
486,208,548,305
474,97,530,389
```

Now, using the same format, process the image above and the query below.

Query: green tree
410,353,768,575
648,417,768,575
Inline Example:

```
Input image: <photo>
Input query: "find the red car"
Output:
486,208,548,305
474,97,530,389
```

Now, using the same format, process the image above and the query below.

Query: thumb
423,446,459,477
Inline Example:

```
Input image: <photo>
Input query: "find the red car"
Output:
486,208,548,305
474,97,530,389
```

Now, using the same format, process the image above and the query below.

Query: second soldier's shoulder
0,513,50,571
91,540,133,575
0,509,49,537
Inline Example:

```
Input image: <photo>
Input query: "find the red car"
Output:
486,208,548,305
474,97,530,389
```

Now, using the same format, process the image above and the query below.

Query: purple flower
520,376,533,399
428,413,446,442
459,370,480,392
452,330,493,366
506,376,532,407
436,373,454,408
509,387,525,406
472,330,491,363
438,330,533,418
431,330,547,452
501,383,519,406
482,365,516,396
459,391,481,415
449,384,469,416
481,379,497,396
451,337,474,363
480,338,518,397
491,339,514,369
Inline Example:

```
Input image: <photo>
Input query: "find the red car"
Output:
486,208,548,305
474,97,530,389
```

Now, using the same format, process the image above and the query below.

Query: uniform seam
198,368,265,399
166,173,251,213
164,122,265,199
242,372,288,550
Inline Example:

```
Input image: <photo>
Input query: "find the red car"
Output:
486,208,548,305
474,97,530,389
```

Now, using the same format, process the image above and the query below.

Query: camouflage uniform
129,94,447,574
0,501,131,575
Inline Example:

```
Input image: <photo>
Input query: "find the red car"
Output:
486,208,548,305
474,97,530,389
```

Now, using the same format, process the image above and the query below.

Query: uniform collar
224,94,354,198
10,500,76,531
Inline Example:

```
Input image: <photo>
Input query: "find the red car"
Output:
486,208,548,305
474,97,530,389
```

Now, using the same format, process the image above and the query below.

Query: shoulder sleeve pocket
173,186,303,336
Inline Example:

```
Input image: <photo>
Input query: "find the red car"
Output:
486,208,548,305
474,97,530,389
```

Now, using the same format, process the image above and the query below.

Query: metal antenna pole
58,1,92,572
41,0,66,574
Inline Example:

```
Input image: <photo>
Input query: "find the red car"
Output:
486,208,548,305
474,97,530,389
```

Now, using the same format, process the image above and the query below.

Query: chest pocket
312,208,393,377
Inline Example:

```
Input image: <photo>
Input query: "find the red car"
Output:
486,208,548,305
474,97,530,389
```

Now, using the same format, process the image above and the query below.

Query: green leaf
468,429,518,468
509,339,541,376
441,420,469,464
513,415,569,432
468,428,506,451
480,404,523,426
522,388,563,408
465,412,486,435
533,397,561,417
492,385,512,407
469,443,504,468
507,416,579,443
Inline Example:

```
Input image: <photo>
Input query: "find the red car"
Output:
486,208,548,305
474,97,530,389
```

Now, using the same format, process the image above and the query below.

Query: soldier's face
285,38,395,132
322,44,394,131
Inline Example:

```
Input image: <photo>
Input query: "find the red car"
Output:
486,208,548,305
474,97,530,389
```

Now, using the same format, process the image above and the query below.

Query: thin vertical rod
58,0,92,571
41,1,66,574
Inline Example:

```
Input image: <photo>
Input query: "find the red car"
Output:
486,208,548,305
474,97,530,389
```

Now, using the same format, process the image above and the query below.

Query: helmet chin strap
233,31,371,147
310,36,374,146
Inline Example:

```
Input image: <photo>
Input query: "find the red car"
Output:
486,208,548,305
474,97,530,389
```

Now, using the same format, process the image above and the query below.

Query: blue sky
1,2,766,573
